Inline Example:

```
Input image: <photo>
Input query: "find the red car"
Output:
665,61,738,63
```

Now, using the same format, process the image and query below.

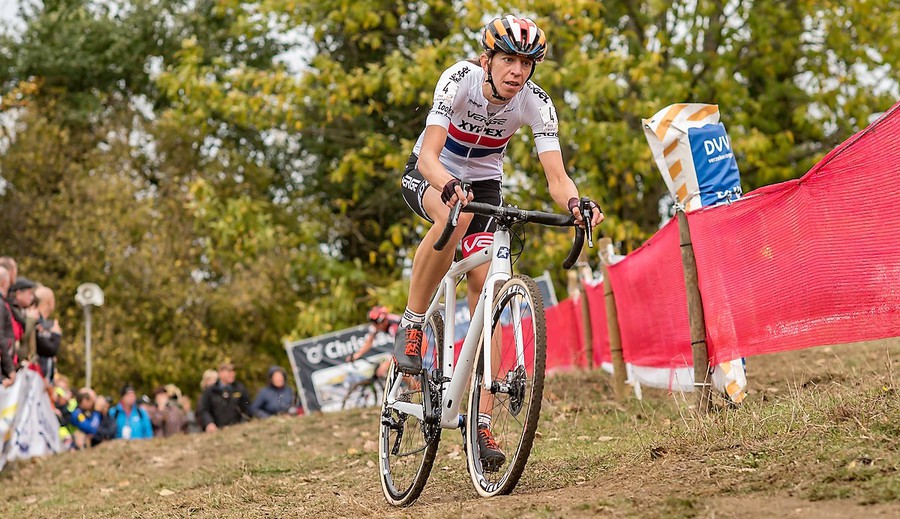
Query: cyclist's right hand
441,178,473,208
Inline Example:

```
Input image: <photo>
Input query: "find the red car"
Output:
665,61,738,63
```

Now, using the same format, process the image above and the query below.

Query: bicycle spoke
466,275,546,497
379,311,444,506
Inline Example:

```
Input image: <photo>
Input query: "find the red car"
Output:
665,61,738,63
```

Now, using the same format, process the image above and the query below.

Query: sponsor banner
1,370,60,471
285,275,559,414
642,103,742,211
284,325,391,414
642,103,747,403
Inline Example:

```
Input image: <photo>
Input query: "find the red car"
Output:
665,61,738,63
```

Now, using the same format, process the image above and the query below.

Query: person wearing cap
197,362,251,432
8,276,37,366
109,384,153,440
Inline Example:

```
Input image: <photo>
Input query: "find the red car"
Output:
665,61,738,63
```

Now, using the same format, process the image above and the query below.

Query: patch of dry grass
0,339,897,518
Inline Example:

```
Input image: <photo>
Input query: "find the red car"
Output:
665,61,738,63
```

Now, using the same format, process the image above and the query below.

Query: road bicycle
341,356,386,410
378,194,594,505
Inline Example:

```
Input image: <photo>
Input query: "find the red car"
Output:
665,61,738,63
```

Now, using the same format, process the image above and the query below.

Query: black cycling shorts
400,153,502,256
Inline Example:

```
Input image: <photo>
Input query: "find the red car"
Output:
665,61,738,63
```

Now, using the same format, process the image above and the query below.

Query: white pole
85,305,92,389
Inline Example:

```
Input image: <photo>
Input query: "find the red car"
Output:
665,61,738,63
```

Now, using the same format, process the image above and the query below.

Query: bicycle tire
378,311,444,506
465,274,546,497
341,378,377,410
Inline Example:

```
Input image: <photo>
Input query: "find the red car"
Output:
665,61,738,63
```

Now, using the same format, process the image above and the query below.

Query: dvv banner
642,103,742,211
641,103,747,404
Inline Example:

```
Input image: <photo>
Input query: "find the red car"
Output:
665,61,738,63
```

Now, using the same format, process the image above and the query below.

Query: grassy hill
1,338,898,518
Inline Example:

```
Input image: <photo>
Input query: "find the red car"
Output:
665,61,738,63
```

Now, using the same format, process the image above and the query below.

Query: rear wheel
378,311,444,506
341,378,381,410
465,275,546,497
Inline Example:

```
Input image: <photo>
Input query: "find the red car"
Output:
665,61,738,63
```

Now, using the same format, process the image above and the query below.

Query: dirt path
1,339,897,518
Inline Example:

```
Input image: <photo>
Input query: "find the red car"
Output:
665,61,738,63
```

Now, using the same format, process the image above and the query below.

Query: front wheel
466,275,547,497
378,311,444,506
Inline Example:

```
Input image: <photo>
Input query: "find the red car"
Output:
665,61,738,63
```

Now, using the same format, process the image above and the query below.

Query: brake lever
579,197,596,249
433,181,472,251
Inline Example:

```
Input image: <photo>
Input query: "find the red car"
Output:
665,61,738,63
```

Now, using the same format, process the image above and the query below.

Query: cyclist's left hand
568,197,604,228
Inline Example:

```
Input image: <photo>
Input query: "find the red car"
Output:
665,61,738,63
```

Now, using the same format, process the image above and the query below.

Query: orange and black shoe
476,425,506,472
393,325,424,374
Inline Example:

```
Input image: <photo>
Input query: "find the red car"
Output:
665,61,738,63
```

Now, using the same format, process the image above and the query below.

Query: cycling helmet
481,15,547,63
480,15,547,100
368,305,389,324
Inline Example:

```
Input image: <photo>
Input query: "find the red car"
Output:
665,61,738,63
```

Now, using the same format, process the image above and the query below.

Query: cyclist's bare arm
349,333,376,362
419,125,471,207
539,150,603,227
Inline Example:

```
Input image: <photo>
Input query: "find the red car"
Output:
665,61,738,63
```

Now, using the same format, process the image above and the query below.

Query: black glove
567,197,600,216
441,178,462,204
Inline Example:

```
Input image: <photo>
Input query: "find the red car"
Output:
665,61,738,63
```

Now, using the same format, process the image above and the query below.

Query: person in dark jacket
33,286,62,382
91,395,118,446
197,362,251,432
0,267,17,387
250,366,295,419
8,276,37,365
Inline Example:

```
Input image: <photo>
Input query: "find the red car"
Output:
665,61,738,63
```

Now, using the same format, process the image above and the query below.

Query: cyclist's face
482,52,533,99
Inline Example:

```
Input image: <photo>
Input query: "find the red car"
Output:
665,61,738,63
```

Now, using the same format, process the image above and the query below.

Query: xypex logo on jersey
462,232,493,258
642,103,742,211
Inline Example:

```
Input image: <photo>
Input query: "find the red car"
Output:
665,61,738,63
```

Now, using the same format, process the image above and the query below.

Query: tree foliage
1,0,896,397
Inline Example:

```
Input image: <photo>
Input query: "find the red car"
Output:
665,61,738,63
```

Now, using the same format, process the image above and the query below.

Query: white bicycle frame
384,226,518,429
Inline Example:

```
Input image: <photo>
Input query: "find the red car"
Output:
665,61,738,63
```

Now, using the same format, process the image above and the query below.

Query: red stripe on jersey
449,124,513,148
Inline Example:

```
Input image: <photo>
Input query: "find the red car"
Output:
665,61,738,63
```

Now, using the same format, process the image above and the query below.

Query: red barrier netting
689,102,900,363
451,297,584,374
545,298,586,371
607,220,693,368
583,282,612,366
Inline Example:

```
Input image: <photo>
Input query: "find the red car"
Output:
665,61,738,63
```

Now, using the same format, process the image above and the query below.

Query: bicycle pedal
481,457,503,473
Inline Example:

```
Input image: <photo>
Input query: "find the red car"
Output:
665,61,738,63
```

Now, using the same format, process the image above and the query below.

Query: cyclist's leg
406,189,472,312
397,161,472,372
460,180,506,462
376,359,391,379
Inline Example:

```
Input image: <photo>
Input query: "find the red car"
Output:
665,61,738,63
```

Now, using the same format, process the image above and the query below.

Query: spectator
91,395,117,447
109,385,153,440
197,362,250,433
250,366,296,419
147,386,188,437
33,286,62,382
0,257,17,284
52,383,77,451
0,267,17,387
200,369,218,391
8,277,38,366
182,395,201,434
69,388,100,449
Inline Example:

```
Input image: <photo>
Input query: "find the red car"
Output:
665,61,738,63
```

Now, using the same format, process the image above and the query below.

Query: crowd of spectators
0,256,300,453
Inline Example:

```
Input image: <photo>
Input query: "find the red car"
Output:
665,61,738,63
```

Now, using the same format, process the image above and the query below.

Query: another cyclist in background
347,305,400,379
393,15,603,467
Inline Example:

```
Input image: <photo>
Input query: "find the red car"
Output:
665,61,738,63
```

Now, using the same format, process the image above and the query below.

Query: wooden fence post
676,210,714,412
598,238,628,401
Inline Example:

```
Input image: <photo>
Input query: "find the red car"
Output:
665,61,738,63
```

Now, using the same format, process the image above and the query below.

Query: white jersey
413,60,561,182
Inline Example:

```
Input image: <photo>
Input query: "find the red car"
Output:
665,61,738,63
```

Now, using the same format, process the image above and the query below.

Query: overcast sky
1,1,23,33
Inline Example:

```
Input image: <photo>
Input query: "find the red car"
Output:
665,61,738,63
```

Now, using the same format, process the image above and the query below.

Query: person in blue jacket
109,384,153,440
250,366,296,418
69,389,101,444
